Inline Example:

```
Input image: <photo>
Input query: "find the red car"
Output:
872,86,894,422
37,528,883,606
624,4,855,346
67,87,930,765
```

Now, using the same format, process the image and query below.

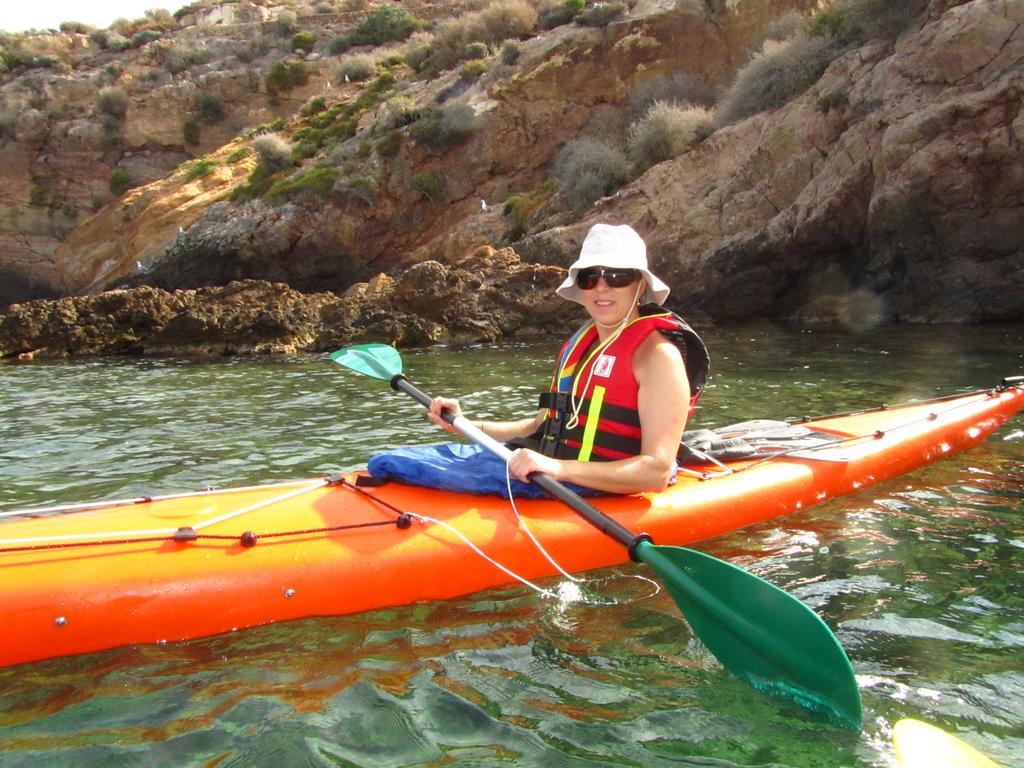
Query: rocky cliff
1,0,1021,359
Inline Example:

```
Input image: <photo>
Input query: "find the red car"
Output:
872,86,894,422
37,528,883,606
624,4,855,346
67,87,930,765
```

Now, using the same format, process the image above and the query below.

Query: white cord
504,458,583,583
404,510,561,599
0,479,328,547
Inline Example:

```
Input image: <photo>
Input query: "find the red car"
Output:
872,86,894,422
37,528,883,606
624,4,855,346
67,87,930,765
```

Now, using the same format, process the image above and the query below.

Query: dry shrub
553,138,629,213
479,0,537,42
337,52,379,82
429,17,476,72
410,104,477,154
715,33,838,127
628,101,713,170
252,133,294,173
764,10,805,42
809,0,926,44
403,31,434,72
630,71,713,117
429,0,536,72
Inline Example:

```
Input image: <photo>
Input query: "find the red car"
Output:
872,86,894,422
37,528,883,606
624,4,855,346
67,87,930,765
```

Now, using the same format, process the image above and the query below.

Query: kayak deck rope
338,477,565,600
692,389,1003,479
0,477,325,520
0,477,407,553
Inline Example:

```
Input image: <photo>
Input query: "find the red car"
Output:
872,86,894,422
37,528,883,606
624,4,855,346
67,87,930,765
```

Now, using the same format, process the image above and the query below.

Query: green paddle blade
330,344,403,381
635,541,862,729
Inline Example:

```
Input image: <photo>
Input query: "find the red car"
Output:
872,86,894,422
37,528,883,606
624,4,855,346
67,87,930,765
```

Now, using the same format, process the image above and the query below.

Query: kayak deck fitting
1,379,1022,670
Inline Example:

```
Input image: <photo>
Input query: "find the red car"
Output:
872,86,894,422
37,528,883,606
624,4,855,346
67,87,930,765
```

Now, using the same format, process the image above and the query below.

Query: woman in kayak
425,223,708,495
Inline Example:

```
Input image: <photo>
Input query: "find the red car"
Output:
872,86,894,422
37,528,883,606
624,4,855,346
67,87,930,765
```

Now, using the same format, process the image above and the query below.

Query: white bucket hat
556,223,670,305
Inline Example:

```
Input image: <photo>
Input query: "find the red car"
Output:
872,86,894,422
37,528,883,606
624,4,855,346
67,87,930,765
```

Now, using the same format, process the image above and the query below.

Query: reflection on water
1,325,1022,766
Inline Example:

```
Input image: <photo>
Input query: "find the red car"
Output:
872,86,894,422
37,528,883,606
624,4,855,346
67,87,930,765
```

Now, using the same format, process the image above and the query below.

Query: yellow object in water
893,719,1000,768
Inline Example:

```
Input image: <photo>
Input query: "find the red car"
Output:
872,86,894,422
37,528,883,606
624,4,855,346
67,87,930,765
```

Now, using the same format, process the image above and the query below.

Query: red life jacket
526,307,709,461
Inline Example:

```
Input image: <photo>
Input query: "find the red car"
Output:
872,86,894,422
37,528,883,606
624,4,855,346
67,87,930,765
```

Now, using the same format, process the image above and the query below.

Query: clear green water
1,324,1022,767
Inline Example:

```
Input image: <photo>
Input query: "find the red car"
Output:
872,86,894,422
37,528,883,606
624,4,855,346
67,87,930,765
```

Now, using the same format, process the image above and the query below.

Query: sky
1,1,181,34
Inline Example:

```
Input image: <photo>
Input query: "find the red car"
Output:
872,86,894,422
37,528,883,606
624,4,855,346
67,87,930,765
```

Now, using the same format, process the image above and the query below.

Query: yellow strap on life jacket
576,385,606,462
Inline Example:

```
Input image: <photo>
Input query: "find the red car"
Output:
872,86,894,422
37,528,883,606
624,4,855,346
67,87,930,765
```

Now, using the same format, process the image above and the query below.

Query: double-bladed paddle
330,343,863,729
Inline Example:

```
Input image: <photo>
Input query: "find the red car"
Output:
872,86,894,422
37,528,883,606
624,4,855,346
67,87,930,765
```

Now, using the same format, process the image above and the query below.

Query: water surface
1,324,1022,766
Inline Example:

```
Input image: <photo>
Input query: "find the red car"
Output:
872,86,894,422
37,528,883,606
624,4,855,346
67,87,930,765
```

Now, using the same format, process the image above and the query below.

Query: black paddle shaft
389,374,653,560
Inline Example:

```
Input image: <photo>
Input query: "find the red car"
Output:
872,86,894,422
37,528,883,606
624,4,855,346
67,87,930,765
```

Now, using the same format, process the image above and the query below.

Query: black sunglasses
575,266,641,290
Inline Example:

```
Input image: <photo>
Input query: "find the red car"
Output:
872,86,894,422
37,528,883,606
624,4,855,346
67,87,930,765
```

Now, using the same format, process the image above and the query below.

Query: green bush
183,117,200,145
351,72,395,113
195,91,226,124
292,137,321,162
60,21,95,34
502,179,557,240
174,2,203,20
403,31,434,72
460,60,487,80
275,10,298,37
130,29,163,48
410,104,476,154
808,0,926,45
96,87,128,118
500,41,521,65
350,5,418,46
302,96,327,116
182,157,218,181
265,59,309,97
377,95,421,131
374,131,403,157
292,31,316,53
539,0,583,29
328,36,351,56
266,166,338,204
0,48,27,74
164,44,212,74
109,169,132,196
411,171,443,202
552,138,629,213
252,118,287,135
576,1,625,27
627,101,713,171
715,33,838,127
100,114,122,147
227,147,252,164
28,184,49,206
334,177,378,207
464,42,488,60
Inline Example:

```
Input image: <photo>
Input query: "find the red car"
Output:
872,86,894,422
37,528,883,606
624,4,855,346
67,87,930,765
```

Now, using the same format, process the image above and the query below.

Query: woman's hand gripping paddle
330,343,863,729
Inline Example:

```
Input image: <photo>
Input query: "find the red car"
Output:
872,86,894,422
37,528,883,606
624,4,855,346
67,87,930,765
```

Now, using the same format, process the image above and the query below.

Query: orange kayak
2,380,1022,669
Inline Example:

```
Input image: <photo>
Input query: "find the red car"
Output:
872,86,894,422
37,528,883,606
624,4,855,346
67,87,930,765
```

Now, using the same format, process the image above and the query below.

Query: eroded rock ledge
0,248,578,360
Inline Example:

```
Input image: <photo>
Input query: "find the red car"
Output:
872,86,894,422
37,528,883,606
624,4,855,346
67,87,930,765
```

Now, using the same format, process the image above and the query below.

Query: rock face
1,0,805,303
1,0,1022,357
540,0,1024,325
0,248,578,358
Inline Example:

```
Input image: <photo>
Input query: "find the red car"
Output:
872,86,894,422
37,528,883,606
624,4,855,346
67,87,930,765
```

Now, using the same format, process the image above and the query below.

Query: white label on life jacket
594,354,616,378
